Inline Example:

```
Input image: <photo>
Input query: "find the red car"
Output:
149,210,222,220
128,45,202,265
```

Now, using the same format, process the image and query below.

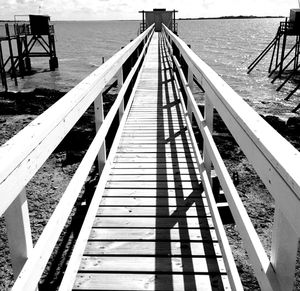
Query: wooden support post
142,10,145,32
279,19,287,77
294,36,300,71
203,96,214,179
275,33,281,74
0,42,8,91
4,189,33,280
187,66,194,122
16,34,25,78
24,34,31,72
94,93,106,174
48,34,58,70
48,33,53,71
269,36,277,74
5,23,18,86
173,10,176,33
271,207,298,291
51,35,58,69
118,69,124,121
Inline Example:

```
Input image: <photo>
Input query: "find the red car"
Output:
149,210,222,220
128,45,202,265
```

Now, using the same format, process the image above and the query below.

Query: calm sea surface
4,18,299,119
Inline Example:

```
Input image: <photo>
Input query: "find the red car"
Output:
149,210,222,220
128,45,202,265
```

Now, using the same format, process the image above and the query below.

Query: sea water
3,18,299,119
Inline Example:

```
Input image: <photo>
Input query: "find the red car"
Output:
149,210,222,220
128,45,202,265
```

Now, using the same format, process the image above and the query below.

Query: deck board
72,32,230,291
84,241,221,256
73,273,230,291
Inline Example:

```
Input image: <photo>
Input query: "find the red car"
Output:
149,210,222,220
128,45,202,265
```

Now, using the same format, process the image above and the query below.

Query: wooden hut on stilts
248,8,300,112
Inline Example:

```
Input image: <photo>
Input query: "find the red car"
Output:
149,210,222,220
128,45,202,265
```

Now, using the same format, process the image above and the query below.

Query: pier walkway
70,33,231,290
1,24,300,291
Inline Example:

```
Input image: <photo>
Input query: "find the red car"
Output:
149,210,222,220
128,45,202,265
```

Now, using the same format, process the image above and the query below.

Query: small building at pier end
139,8,178,34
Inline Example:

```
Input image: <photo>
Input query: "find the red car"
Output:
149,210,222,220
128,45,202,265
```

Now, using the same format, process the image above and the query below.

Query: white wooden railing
162,24,300,291
0,24,154,290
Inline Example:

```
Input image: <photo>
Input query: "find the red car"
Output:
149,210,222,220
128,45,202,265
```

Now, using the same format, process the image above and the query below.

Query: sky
0,0,298,21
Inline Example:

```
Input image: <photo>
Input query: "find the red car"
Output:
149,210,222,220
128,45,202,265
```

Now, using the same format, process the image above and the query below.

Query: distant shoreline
0,15,285,22
179,15,285,20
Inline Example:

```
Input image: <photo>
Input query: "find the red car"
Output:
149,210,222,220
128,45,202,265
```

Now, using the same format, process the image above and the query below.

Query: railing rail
0,24,154,290
162,24,300,291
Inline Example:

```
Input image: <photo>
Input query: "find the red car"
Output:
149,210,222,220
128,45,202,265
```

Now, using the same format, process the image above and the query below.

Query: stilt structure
248,9,300,112
0,14,58,91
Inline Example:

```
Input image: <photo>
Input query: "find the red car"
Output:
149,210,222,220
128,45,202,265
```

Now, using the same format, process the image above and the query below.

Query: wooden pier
1,19,300,291
66,33,232,290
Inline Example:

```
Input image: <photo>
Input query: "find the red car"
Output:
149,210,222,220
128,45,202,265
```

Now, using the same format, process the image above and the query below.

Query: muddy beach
0,88,300,290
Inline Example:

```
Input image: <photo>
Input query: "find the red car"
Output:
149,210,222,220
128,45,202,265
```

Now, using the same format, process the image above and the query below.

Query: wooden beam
0,24,155,217
9,25,155,291
203,95,214,179
58,29,154,291
94,92,106,173
118,68,124,120
170,56,243,290
4,189,33,280
271,207,298,291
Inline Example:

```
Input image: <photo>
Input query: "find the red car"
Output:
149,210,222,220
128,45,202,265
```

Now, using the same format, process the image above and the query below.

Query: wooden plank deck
72,33,231,290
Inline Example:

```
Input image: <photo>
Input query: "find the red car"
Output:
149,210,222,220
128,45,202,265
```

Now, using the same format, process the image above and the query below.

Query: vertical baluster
187,66,194,121
271,207,298,291
118,68,124,120
4,189,33,279
203,96,214,179
94,92,106,174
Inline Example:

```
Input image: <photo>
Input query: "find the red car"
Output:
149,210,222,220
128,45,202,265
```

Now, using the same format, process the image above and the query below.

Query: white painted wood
11,77,125,291
9,26,155,291
79,256,225,273
187,67,194,121
58,72,138,291
163,24,300,291
181,55,280,291
203,95,214,179
173,54,213,179
68,33,233,290
72,273,224,291
118,68,124,120
271,207,299,291
0,24,154,217
162,26,300,235
58,29,154,291
172,62,243,291
4,189,33,279
94,93,106,173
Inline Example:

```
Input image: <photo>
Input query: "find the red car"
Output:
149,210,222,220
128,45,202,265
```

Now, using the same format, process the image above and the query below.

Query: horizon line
0,14,286,22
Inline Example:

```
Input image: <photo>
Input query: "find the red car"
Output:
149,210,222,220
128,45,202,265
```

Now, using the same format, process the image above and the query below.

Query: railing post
203,95,214,179
187,67,194,121
94,92,106,174
271,206,298,291
118,68,124,121
4,189,33,279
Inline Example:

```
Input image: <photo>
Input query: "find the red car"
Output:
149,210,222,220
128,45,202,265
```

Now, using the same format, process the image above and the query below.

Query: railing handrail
162,24,300,212
57,34,155,289
162,24,300,291
0,24,154,217
0,24,154,290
